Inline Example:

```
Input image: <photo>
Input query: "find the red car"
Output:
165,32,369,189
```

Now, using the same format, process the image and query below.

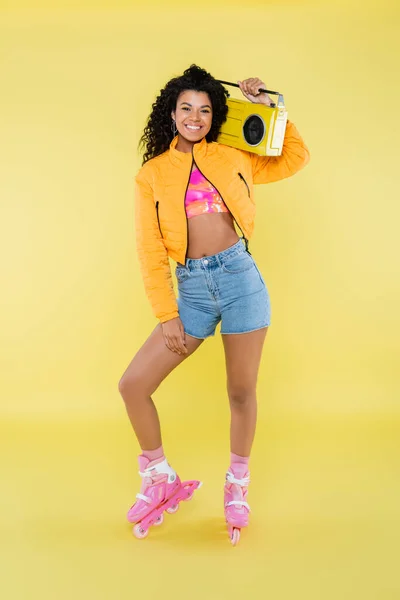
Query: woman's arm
248,119,310,184
134,170,179,324
237,77,310,184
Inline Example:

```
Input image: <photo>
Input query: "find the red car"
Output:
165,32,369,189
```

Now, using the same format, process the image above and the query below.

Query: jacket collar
168,135,210,166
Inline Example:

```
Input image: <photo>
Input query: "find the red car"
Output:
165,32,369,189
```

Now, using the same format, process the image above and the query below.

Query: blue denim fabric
176,240,271,339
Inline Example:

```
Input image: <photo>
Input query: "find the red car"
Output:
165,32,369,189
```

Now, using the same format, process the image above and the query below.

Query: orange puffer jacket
134,120,310,323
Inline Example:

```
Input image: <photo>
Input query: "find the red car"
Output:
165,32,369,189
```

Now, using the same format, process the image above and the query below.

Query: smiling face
171,90,213,146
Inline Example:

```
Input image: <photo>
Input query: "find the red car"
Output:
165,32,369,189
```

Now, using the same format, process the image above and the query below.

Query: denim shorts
176,239,271,339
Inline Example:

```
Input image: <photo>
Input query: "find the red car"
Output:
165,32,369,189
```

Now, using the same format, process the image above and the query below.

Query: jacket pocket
238,172,250,198
155,201,163,237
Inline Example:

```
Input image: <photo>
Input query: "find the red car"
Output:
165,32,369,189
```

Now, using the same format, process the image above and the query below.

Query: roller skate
127,456,202,539
224,463,251,546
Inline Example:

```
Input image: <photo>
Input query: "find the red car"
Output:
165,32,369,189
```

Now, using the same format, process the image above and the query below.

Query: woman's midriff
186,212,240,259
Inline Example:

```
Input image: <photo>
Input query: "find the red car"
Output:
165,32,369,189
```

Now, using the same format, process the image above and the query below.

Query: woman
119,65,310,543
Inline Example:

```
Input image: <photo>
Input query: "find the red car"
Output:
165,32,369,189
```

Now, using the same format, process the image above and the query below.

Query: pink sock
230,452,250,468
142,445,165,462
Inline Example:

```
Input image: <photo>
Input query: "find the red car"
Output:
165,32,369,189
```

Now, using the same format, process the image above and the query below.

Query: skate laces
225,471,250,487
136,493,152,504
136,458,177,504
225,470,251,511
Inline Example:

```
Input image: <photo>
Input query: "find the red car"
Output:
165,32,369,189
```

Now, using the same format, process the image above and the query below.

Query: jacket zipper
190,153,251,254
182,158,194,262
155,201,163,236
238,172,250,198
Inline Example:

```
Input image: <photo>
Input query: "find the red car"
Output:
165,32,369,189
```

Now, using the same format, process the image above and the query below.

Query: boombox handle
216,80,285,109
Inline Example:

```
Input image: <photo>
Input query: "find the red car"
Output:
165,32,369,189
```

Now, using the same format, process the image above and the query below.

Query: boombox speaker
216,80,288,156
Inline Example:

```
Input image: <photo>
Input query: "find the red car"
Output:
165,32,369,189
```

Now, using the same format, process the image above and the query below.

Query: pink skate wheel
133,523,148,539
166,504,179,514
229,527,241,546
154,514,164,526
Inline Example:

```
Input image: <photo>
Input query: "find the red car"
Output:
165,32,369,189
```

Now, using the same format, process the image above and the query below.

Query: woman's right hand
161,317,188,355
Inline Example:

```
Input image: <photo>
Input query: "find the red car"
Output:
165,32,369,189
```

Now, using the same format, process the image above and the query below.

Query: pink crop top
185,166,229,219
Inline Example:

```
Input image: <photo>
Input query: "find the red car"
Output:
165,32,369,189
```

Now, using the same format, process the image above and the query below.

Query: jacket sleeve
134,169,179,324
247,120,310,184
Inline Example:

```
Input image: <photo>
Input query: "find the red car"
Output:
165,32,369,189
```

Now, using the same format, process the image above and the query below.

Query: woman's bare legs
118,325,203,451
222,328,268,457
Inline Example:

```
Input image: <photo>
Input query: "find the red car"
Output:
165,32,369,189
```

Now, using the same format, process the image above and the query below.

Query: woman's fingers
174,334,185,354
161,318,188,355
179,324,188,354
172,333,186,355
239,78,265,97
163,333,185,355
248,78,262,94
167,334,180,354
163,334,173,353
177,335,188,354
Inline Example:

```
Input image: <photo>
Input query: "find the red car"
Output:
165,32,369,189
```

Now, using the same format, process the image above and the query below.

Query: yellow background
1,1,399,598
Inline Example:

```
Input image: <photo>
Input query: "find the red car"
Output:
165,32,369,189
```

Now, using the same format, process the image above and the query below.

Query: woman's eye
181,107,210,113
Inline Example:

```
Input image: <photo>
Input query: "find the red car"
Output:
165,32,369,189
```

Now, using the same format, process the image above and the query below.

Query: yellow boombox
216,80,288,156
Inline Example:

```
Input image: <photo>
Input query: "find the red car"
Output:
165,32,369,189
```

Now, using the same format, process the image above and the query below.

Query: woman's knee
118,373,132,398
118,371,148,400
228,385,256,407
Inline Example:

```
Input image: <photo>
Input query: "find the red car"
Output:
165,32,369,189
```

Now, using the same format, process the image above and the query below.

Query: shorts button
203,259,209,265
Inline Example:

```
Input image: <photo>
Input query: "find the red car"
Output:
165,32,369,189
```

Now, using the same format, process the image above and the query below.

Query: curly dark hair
138,64,229,165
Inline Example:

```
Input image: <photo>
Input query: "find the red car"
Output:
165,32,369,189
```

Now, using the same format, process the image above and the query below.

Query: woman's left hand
237,78,273,106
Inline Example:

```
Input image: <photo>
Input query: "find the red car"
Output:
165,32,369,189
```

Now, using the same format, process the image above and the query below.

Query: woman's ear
171,111,175,121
